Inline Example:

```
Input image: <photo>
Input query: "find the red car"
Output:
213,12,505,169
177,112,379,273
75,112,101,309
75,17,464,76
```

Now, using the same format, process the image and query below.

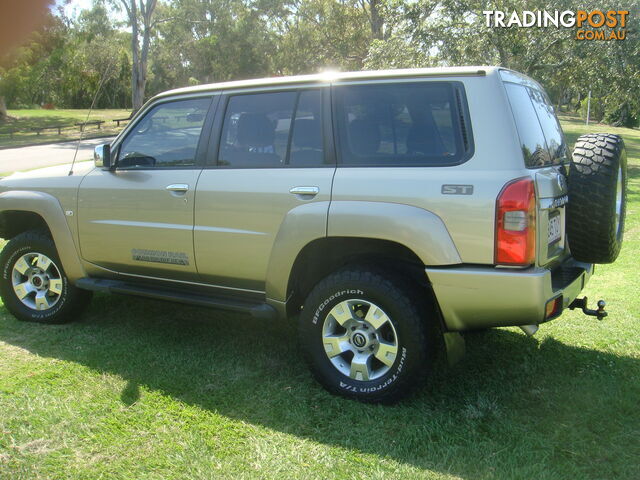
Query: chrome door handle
166,184,189,192
165,183,189,196
289,186,319,197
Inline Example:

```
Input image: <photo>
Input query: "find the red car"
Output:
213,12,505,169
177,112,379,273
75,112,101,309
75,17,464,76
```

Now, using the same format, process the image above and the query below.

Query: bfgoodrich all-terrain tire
0,230,92,323
298,267,436,403
567,133,627,264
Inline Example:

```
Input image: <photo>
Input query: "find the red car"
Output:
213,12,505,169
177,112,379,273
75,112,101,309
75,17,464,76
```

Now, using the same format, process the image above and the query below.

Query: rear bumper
426,258,594,331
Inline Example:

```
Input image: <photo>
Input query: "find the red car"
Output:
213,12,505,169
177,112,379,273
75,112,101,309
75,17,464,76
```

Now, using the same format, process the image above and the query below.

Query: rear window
333,82,472,167
504,82,568,168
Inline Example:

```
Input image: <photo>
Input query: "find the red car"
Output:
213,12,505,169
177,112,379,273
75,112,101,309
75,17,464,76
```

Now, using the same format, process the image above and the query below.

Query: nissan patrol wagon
0,66,627,402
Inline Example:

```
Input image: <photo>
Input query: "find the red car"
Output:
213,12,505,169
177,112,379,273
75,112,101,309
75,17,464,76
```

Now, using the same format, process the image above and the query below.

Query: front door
77,96,213,281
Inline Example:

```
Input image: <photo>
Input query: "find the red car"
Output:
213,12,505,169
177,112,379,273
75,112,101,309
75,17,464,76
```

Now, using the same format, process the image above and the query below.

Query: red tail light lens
495,177,536,266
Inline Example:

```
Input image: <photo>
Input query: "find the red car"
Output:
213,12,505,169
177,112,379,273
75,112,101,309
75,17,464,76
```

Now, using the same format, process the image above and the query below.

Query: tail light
495,177,536,266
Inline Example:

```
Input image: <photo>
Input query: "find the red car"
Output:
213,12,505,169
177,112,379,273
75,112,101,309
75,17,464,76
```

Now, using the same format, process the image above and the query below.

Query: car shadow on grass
1,294,639,479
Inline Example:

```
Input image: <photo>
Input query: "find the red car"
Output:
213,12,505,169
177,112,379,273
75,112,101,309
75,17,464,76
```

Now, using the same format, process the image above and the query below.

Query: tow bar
569,297,608,320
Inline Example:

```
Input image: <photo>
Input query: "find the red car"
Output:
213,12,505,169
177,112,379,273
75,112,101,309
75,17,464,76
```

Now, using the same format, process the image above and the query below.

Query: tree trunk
129,0,141,111
120,0,156,113
0,96,7,123
137,0,156,111
369,0,384,40
494,38,509,68
556,88,563,112
575,91,582,112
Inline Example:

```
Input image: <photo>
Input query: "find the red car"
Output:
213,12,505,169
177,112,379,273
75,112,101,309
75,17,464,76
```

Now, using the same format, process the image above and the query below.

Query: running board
75,277,277,320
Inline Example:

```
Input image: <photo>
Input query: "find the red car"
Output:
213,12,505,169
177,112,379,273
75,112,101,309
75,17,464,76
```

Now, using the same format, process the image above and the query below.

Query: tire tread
567,133,626,264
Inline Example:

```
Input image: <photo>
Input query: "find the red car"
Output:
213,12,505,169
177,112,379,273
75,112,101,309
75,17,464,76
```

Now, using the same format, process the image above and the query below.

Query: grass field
0,116,638,479
0,109,131,149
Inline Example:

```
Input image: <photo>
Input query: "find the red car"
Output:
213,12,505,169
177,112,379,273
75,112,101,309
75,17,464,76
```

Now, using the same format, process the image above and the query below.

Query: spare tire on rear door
567,133,627,264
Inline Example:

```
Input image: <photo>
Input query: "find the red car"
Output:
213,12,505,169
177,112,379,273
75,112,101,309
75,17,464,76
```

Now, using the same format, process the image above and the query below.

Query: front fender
0,190,86,281
327,201,462,266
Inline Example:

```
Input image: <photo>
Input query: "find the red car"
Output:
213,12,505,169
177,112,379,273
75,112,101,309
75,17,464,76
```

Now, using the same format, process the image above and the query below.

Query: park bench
30,125,66,135
75,120,105,132
113,117,131,127
1,127,18,139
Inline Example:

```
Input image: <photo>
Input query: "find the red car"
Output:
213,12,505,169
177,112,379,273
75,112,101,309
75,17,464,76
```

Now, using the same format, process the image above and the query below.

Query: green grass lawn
0,109,131,149
0,116,638,479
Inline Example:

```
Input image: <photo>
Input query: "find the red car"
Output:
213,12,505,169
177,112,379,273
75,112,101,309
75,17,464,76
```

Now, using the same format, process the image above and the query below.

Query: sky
52,0,125,21
53,0,94,18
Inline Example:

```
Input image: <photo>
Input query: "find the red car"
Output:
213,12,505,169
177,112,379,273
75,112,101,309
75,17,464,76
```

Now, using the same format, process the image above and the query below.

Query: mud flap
443,331,466,366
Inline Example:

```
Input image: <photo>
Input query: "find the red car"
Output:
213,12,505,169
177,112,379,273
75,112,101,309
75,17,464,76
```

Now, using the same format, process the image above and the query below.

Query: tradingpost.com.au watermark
483,10,630,40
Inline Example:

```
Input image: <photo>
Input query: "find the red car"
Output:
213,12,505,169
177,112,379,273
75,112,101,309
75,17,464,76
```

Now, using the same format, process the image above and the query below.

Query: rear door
77,96,214,281
503,78,570,267
194,87,335,292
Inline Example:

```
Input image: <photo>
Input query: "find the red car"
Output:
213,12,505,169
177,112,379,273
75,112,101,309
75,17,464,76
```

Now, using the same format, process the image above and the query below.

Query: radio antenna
68,59,114,176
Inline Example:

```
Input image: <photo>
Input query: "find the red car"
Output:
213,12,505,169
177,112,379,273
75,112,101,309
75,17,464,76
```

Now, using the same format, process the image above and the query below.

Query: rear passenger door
194,87,335,292
327,80,484,261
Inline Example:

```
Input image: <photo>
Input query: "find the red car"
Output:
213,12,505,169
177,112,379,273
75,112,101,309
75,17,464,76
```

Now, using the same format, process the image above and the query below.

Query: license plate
548,212,561,245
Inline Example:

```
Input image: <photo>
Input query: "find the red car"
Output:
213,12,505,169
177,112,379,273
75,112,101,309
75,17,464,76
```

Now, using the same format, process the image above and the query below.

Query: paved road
0,137,115,174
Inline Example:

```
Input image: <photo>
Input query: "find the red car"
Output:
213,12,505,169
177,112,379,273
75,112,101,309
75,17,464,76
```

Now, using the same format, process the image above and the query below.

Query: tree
0,0,53,121
117,0,158,111
0,4,130,110
72,3,131,108
2,0,637,126
364,0,640,126
0,12,68,109
275,0,371,73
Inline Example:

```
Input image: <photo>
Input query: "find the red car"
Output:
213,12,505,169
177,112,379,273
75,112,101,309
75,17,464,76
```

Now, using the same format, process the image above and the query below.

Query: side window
118,98,211,168
219,91,296,168
504,82,567,167
334,82,469,167
504,83,550,167
528,88,569,165
218,89,325,168
289,90,324,167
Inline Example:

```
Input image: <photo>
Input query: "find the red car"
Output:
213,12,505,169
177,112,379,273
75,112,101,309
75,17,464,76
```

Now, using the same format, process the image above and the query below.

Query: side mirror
94,144,112,169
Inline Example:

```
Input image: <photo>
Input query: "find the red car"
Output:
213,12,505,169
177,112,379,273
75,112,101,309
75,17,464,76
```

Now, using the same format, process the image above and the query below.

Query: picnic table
75,120,105,132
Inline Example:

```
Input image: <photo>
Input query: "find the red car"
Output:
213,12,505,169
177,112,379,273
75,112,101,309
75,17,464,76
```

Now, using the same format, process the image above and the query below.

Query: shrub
580,97,604,123
603,97,640,128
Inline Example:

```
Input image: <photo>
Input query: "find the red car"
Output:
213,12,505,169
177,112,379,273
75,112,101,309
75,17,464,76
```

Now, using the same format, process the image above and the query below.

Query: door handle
166,184,189,196
289,186,319,198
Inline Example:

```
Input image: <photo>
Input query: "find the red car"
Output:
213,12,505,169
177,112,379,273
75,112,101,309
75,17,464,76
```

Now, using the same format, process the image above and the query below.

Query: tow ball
569,297,608,320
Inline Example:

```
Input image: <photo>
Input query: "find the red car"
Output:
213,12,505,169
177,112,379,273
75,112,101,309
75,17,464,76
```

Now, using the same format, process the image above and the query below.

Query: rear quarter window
528,88,569,164
504,82,568,168
333,82,472,167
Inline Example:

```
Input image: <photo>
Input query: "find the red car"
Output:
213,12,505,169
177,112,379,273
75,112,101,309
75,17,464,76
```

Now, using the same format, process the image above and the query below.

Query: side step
75,277,277,320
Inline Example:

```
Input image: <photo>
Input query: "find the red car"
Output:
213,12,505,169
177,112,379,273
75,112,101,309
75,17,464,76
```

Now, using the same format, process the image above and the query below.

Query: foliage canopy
0,0,638,126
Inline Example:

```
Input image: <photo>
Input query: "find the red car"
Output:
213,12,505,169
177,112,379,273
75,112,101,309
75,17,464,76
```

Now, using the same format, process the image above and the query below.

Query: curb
0,134,116,151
